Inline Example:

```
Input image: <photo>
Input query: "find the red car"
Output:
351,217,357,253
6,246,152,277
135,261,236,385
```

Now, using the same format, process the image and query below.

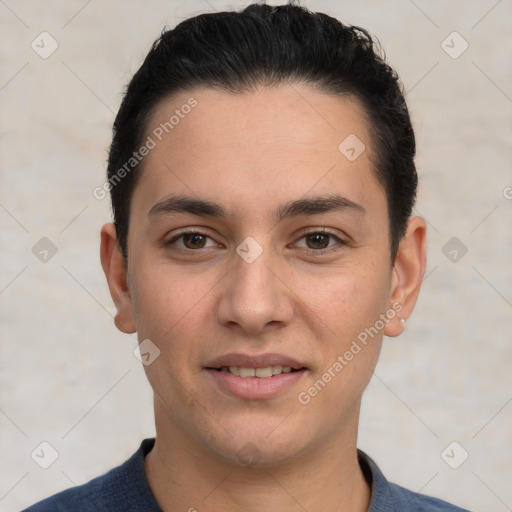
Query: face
102,83,425,467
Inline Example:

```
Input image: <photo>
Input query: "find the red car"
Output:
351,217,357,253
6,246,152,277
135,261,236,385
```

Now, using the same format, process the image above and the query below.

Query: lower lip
205,369,306,400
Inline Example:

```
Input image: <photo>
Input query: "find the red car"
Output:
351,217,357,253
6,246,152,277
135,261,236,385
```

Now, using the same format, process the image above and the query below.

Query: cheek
129,267,213,404
294,269,388,425
292,256,391,405
296,259,391,343
131,261,207,329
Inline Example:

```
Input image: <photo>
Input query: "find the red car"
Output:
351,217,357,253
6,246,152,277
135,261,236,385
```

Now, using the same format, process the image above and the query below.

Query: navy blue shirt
24,438,472,511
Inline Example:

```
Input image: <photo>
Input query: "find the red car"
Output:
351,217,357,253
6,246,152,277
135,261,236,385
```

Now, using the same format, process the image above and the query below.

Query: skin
100,83,426,512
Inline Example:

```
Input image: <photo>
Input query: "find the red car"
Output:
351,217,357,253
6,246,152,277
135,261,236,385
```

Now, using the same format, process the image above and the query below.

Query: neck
144,404,371,512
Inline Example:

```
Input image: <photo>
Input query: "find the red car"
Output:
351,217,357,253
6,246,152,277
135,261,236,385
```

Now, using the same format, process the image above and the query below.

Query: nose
216,245,294,335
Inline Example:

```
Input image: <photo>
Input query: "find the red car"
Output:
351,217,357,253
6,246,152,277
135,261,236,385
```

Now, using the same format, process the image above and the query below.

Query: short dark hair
107,2,417,261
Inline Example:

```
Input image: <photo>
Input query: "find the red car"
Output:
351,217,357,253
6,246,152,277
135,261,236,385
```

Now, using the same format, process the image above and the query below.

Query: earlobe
384,216,427,338
100,223,136,334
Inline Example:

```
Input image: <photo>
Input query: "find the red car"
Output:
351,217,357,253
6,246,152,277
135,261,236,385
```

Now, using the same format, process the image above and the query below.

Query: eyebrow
148,193,366,222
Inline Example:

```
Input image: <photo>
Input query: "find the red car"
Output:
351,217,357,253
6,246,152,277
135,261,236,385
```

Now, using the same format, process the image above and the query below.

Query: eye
167,230,218,250
294,230,346,251
166,229,346,253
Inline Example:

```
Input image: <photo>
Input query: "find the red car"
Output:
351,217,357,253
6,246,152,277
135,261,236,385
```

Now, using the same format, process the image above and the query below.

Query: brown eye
305,233,331,249
167,231,217,250
182,233,207,249
294,230,346,253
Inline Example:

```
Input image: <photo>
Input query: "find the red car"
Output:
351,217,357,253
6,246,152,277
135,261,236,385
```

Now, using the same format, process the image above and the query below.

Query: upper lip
205,353,306,370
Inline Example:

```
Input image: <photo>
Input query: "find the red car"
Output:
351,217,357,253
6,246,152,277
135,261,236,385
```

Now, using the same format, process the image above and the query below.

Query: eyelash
166,228,347,254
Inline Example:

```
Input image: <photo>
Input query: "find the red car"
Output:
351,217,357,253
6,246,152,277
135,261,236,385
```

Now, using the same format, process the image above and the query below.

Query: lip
204,352,306,370
206,368,306,400
204,352,307,400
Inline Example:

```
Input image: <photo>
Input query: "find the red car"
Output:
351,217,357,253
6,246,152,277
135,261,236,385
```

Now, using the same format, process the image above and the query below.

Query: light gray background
1,1,511,511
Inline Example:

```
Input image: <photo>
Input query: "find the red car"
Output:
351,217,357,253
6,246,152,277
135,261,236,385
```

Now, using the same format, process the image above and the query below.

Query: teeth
219,365,298,378
255,367,272,378
272,365,283,375
239,367,255,378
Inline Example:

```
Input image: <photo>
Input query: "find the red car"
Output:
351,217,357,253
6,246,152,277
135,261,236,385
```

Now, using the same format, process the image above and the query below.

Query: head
107,3,417,263
101,3,426,468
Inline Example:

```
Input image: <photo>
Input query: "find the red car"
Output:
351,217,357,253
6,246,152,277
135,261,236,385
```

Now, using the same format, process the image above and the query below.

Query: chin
204,426,306,469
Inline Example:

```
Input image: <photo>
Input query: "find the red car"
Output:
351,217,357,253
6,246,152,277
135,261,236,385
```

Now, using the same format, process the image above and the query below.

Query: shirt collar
137,439,402,511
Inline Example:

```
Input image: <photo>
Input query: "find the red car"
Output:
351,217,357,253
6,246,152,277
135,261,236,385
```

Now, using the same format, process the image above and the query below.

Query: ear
100,223,136,334
384,216,427,337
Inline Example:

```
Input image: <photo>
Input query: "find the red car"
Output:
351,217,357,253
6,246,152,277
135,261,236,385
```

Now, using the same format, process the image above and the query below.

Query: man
25,3,472,511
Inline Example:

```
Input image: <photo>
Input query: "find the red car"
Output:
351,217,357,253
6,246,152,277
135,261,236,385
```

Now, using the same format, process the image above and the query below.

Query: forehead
145,84,371,160
132,84,384,220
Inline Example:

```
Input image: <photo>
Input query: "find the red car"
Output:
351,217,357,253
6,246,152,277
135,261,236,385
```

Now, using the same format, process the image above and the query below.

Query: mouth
207,365,304,378
204,353,307,399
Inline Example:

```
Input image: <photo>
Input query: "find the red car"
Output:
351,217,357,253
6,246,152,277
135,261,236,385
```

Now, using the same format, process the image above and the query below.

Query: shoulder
22,438,159,512
358,449,473,512
22,473,106,512
386,480,473,511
